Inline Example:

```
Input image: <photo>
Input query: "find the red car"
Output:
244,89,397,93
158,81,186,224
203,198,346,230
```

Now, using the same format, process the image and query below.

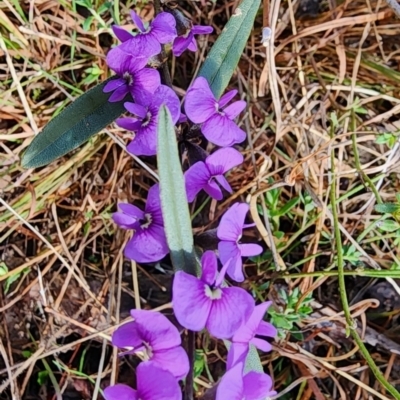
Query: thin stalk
153,0,173,87
351,110,382,204
278,270,400,279
330,129,400,398
184,331,195,400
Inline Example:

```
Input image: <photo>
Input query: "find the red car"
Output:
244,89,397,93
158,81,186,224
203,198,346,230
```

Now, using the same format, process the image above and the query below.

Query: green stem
330,128,400,398
351,110,382,204
278,269,400,279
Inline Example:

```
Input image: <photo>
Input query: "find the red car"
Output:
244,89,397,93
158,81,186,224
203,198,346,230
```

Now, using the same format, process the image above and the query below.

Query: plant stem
330,128,400,399
184,330,195,400
153,0,173,88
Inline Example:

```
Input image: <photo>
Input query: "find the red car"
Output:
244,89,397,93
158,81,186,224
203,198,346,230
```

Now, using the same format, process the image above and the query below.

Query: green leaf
157,105,198,276
21,78,126,168
37,370,49,385
198,0,261,98
377,219,400,232
244,344,264,374
375,203,400,214
82,15,94,31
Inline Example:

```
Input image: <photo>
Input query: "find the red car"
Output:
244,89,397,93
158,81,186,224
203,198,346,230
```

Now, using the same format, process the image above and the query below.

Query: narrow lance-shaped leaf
198,0,261,98
21,78,126,168
157,105,198,276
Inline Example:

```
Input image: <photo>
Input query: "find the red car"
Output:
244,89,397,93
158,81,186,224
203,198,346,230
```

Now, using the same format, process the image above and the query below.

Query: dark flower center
123,72,134,86
140,213,152,229
215,102,225,116
141,111,153,127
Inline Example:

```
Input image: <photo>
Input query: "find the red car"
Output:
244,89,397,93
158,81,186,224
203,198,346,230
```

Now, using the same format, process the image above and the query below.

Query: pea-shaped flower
172,251,254,339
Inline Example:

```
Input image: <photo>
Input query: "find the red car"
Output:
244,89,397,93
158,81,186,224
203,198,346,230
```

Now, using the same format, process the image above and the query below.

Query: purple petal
226,343,249,369
129,310,181,351
216,362,244,400
239,243,263,257
172,271,211,331
127,120,157,156
184,77,217,123
243,372,276,400
203,179,223,201
218,89,238,109
145,184,162,216
133,68,161,96
151,12,177,44
116,117,142,132
150,346,189,379
257,320,278,338
206,147,243,175
112,211,139,229
172,34,193,57
124,102,148,119
232,302,272,344
192,25,214,35
104,384,138,400
103,78,126,93
223,100,246,119
187,38,198,52
218,241,241,268
120,34,161,59
217,203,249,241
136,363,182,400
178,112,187,123
108,85,129,102
207,287,254,339
200,251,218,286
215,175,232,194
112,25,134,42
130,10,146,32
124,224,169,263
147,85,181,124
112,204,143,229
106,46,147,75
201,114,246,147
184,162,210,202
117,203,143,218
112,321,142,350
251,337,272,353
218,243,245,282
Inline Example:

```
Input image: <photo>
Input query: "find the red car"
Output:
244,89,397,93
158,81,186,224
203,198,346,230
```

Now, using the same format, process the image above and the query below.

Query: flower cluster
106,6,277,400
105,310,187,400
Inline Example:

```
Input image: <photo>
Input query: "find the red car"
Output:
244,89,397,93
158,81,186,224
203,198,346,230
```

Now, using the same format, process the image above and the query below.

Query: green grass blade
157,105,198,276
198,0,261,98
21,78,126,168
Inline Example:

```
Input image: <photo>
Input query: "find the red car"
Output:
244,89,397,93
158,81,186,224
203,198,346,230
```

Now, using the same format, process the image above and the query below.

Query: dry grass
1,0,400,398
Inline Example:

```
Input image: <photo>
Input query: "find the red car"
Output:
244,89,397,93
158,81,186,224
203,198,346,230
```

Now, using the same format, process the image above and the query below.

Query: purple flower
184,77,246,147
172,251,254,339
104,362,182,400
227,302,277,369
114,11,176,58
117,85,181,156
216,362,276,400
112,309,189,379
104,46,160,102
112,184,169,263
173,25,213,57
185,148,243,202
217,203,263,282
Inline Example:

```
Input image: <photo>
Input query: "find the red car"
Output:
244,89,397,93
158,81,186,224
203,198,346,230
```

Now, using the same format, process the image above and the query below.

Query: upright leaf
157,105,198,276
198,0,261,98
21,78,126,168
